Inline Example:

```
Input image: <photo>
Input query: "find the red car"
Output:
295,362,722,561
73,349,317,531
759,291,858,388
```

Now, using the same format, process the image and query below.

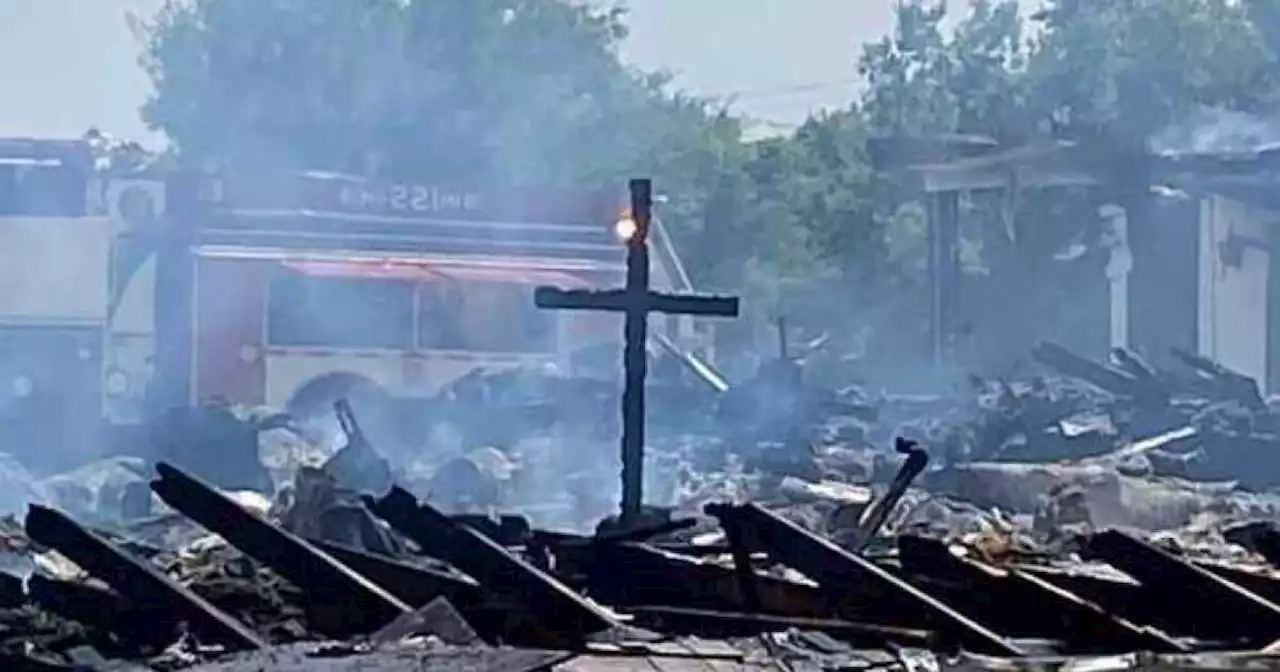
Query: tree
1028,0,1276,142
140,0,636,179
137,1,791,295
838,0,1280,372
136,0,1280,375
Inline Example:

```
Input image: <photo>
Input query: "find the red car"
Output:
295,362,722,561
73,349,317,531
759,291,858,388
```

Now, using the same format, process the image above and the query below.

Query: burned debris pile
9,345,1280,669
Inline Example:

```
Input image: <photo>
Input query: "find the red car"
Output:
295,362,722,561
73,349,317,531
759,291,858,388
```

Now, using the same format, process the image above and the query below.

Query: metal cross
534,178,740,522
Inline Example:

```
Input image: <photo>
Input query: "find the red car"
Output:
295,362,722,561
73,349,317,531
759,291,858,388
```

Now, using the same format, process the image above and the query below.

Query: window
267,271,414,349
0,164,87,216
417,281,468,350
418,281,557,353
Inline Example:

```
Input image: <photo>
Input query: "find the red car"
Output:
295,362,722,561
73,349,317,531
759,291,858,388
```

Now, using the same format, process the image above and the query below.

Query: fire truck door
192,257,268,405
0,326,102,472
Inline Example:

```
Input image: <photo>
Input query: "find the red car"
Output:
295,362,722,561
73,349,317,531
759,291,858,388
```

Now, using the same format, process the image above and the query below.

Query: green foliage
140,0,647,179
137,0,769,290
1029,0,1276,139
135,0,1280,364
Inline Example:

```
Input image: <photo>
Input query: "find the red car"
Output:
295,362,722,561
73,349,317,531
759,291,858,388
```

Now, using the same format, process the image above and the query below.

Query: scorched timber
706,502,1026,656
1085,529,1280,646
308,538,483,609
369,487,624,646
896,535,1186,654
151,462,412,636
23,504,269,651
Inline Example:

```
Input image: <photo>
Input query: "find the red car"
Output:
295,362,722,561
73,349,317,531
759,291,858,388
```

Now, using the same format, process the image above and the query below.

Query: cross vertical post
621,179,651,519
534,178,740,524
776,315,789,360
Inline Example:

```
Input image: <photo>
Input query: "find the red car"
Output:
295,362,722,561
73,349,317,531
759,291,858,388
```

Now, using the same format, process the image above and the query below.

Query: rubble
3,341,1280,669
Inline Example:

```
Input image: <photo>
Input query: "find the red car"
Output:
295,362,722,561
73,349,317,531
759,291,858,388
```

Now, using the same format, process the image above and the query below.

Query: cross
775,315,790,360
534,178,740,523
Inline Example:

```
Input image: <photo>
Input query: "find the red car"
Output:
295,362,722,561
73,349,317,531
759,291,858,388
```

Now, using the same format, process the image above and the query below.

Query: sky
0,0,1025,144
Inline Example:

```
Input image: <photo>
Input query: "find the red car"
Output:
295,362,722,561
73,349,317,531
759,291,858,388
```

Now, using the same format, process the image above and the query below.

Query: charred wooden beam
309,539,481,608
1032,341,1159,400
1109,348,1159,382
1197,560,1280,610
706,502,1025,656
26,575,177,652
368,486,624,646
1222,521,1280,567
304,540,523,648
560,540,826,618
722,513,763,613
1171,347,1265,408
848,438,928,552
23,504,268,651
898,536,1185,654
0,571,21,608
151,462,411,636
628,605,936,648
534,520,699,550
1086,529,1280,644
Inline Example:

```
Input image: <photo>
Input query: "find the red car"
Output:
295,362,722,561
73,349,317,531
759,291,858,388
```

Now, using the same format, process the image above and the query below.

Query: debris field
8,342,1280,670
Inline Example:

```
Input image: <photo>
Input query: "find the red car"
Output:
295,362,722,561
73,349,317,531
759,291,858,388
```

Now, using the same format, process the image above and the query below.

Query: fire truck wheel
286,372,393,427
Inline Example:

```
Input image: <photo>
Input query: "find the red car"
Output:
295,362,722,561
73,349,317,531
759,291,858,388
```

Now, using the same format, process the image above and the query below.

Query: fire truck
0,138,119,471
0,135,704,464
107,167,700,442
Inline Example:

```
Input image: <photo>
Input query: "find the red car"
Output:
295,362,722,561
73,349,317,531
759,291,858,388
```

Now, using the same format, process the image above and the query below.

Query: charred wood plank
1223,521,1280,567
723,515,763,613
706,502,1024,656
560,540,826,617
308,539,481,608
1109,348,1159,383
848,438,928,552
309,537,483,609
23,504,268,651
1032,341,1158,400
898,536,1185,654
26,575,176,653
369,486,623,645
1171,347,1265,408
150,462,411,637
306,540,519,650
1197,560,1280,606
627,605,936,648
0,571,21,608
1086,529,1280,644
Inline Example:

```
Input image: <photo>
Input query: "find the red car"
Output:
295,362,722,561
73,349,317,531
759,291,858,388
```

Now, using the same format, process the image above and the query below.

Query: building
880,138,1280,393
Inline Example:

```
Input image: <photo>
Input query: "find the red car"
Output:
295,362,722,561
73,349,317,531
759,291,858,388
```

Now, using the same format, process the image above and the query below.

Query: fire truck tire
285,372,391,423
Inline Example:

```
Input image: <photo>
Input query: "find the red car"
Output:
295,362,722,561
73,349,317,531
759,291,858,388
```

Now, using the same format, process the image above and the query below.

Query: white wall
0,217,110,323
1198,195,1272,390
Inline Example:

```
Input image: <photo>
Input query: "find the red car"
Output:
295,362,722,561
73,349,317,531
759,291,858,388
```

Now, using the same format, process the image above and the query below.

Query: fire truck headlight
105,369,130,398
11,376,32,398
614,216,638,243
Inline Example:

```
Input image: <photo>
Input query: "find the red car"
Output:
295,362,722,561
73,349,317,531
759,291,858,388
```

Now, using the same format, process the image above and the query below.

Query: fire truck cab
0,138,114,471
111,170,699,427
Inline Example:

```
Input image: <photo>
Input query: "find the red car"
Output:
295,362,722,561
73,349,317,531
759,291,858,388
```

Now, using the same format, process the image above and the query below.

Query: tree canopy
135,0,1280,372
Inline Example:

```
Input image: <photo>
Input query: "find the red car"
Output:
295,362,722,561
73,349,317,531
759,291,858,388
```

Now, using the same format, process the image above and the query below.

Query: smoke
1148,106,1280,156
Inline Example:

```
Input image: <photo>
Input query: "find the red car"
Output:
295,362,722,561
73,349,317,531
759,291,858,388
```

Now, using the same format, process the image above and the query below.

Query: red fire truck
0,138,121,470
112,169,699,431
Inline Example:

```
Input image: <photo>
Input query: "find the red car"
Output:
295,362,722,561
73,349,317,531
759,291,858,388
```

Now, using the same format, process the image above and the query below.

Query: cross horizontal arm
534,287,629,312
647,292,739,317
536,286,741,318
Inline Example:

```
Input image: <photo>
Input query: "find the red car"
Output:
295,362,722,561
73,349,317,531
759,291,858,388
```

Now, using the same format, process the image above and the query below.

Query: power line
701,77,862,101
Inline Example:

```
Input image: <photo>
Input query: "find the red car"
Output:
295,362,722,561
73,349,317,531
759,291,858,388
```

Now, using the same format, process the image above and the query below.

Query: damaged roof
869,120,1280,209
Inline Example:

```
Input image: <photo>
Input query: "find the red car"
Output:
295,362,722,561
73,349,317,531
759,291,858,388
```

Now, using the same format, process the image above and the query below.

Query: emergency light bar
177,171,630,264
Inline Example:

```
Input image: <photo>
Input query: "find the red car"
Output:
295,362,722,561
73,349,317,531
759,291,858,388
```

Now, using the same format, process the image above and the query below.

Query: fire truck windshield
418,282,556,354
0,162,87,216
267,272,414,350
264,268,559,354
